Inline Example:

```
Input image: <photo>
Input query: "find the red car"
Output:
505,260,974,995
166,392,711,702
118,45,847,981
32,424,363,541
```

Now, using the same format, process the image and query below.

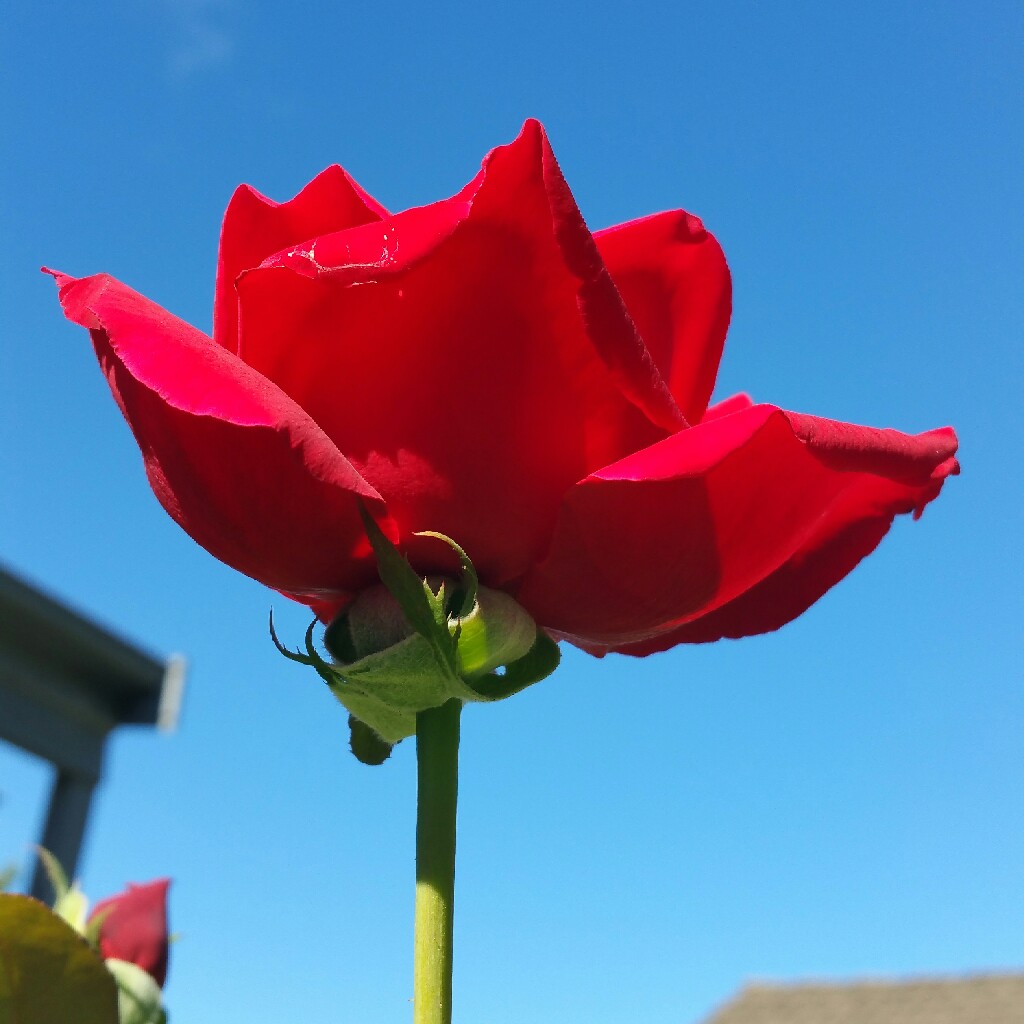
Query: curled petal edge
516,403,958,651
46,269,392,598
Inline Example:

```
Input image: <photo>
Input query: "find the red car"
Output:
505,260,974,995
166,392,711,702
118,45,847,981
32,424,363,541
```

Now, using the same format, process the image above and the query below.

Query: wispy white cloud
159,0,235,77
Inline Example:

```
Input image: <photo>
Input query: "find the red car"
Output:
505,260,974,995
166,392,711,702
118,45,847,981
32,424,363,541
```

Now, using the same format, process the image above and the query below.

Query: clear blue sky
2,2,1020,1021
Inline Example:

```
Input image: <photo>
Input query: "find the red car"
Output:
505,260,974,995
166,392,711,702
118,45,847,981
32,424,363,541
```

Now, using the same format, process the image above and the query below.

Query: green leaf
0,866,16,894
469,630,561,701
35,846,69,904
106,958,165,1024
0,894,119,1024
358,505,457,678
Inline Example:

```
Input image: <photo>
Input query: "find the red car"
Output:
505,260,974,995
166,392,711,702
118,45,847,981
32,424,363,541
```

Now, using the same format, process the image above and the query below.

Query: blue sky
2,1,1020,1021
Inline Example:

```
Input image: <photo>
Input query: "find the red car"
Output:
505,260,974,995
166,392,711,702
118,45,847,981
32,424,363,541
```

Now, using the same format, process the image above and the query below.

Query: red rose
88,878,171,987
47,120,957,652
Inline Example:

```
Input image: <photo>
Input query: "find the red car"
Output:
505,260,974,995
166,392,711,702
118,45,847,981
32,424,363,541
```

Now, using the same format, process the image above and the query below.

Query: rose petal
47,270,387,601
519,123,685,436
88,879,170,988
595,210,732,425
516,405,959,648
214,166,388,352
232,120,683,585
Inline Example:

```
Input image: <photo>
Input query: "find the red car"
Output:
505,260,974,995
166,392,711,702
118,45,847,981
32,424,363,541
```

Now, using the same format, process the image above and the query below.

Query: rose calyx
271,518,560,764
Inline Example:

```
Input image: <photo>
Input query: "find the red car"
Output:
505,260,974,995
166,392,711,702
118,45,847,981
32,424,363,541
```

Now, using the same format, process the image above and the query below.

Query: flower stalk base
414,699,462,1024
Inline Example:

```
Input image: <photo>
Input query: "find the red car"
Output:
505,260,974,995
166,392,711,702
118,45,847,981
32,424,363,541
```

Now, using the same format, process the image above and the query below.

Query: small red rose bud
88,878,171,988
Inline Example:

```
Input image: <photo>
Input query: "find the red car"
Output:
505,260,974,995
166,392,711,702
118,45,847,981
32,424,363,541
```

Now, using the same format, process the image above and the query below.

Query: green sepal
273,608,408,755
106,958,166,1024
36,846,91,935
347,715,394,766
270,611,350,689
469,629,561,701
358,505,457,679
302,619,347,688
326,628,482,743
453,587,537,680
325,604,554,744
84,906,112,949
415,531,478,617
323,611,357,664
273,518,563,764
54,881,89,934
269,611,312,668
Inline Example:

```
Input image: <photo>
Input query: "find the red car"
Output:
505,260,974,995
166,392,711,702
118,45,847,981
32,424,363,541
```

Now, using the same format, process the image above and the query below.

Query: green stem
414,698,462,1024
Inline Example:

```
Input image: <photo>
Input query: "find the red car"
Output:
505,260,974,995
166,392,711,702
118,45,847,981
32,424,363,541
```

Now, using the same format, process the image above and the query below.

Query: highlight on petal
214,165,388,352
596,209,732,425
701,391,754,422
515,404,959,649
230,120,686,586
47,270,388,601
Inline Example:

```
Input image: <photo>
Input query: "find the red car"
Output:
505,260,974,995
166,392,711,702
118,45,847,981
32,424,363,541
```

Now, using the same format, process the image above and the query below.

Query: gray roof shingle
701,973,1024,1024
